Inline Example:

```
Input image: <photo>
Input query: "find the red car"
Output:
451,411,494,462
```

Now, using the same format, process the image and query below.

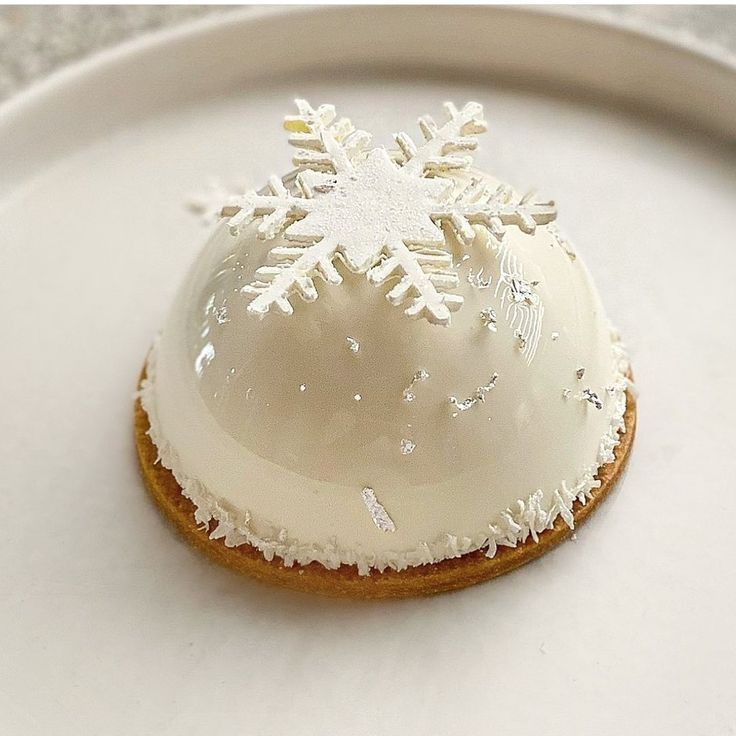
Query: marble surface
1,5,736,103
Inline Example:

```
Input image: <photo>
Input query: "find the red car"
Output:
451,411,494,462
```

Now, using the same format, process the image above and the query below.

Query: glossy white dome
142,165,628,573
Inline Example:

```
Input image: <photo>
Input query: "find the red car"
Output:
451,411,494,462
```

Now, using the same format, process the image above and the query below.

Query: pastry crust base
134,373,636,599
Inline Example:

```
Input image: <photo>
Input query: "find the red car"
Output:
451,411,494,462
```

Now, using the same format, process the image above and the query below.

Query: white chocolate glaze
141,165,630,574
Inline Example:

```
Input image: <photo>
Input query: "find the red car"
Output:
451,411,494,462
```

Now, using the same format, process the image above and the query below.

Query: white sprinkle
346,336,360,355
299,383,307,392
354,393,362,402
400,438,416,455
361,487,396,532
402,390,416,403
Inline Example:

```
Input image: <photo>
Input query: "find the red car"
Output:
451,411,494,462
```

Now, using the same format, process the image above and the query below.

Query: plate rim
1,5,735,203
2,5,736,127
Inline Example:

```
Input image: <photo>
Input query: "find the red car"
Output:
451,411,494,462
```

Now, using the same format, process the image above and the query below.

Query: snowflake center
288,148,451,273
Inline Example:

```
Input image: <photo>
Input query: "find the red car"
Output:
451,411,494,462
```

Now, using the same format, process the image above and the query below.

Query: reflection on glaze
194,342,215,377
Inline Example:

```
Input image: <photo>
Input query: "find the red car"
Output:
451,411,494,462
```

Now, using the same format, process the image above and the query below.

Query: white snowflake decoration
222,100,556,326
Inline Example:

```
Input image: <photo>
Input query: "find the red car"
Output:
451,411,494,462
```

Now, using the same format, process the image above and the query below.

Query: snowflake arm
222,175,311,237
284,99,372,174
394,101,488,177
242,235,342,317
435,182,557,246
367,241,463,326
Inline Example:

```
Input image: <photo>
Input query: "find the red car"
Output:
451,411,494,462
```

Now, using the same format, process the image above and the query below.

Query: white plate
2,8,734,734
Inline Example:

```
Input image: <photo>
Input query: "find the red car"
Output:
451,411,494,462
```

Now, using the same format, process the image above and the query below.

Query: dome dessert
136,100,636,598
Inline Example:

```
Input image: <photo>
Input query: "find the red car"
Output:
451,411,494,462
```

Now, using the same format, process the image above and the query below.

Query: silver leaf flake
361,487,396,532
449,373,498,413
214,305,230,325
551,331,559,341
581,388,603,409
475,372,499,402
467,267,492,290
509,277,537,305
514,330,527,351
576,367,585,380
480,307,498,332
562,388,571,399
400,438,416,455
346,336,360,354
449,397,476,413
402,369,430,403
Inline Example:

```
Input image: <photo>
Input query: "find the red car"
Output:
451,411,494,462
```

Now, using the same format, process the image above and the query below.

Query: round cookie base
134,373,636,600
